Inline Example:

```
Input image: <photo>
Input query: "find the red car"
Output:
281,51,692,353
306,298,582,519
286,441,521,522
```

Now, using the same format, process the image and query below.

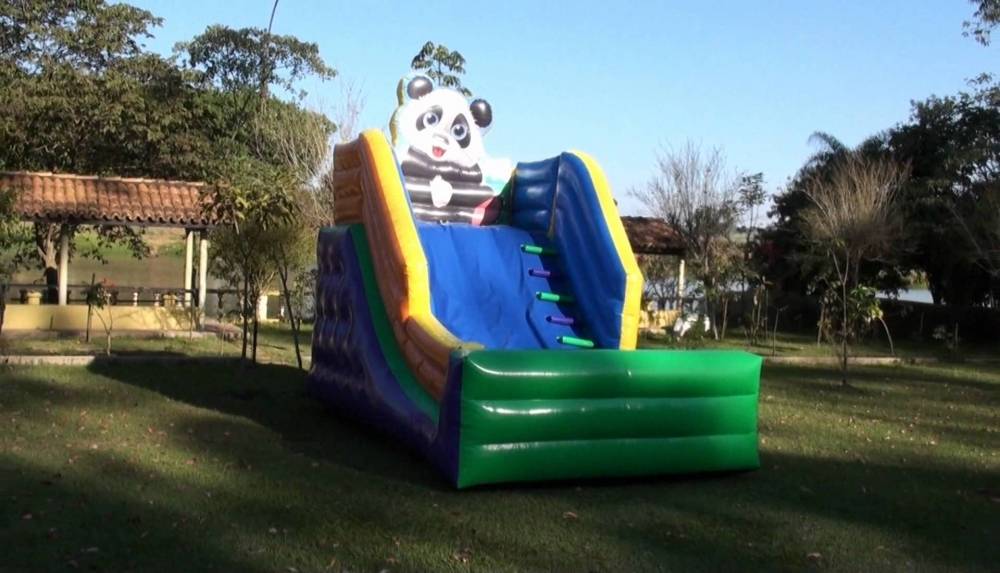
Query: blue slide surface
417,224,591,349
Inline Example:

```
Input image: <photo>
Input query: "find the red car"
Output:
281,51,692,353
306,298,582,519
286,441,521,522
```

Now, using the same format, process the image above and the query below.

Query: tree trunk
840,259,850,386
817,301,825,346
36,224,61,303
277,264,303,370
105,314,113,356
878,316,895,356
720,295,730,340
0,284,7,336
705,288,718,340
252,312,259,364
771,306,782,356
85,273,96,343
240,274,249,360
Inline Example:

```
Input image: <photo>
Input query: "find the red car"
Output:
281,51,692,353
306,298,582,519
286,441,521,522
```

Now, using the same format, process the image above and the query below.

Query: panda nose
432,133,450,146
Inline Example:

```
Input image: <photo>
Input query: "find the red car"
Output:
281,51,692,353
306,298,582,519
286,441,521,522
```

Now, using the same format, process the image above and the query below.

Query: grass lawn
0,324,309,366
5,323,996,363
640,329,998,360
1,351,997,571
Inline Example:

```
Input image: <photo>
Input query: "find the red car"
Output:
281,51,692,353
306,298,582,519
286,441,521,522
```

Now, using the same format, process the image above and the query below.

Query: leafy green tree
0,0,160,73
889,80,999,306
262,214,314,369
252,107,335,368
0,2,193,288
179,21,335,360
175,24,335,128
205,155,297,363
964,0,1000,45
1,3,338,307
0,188,33,334
411,41,471,96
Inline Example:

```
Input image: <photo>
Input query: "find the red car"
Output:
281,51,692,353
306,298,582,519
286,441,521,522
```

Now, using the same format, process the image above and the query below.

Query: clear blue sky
131,0,997,214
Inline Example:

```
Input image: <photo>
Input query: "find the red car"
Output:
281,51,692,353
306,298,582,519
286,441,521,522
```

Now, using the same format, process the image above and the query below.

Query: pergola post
183,229,194,307
198,231,210,308
58,231,69,306
676,258,686,309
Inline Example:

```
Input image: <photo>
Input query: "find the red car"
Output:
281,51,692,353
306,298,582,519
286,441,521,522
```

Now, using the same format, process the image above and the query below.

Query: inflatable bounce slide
308,76,762,488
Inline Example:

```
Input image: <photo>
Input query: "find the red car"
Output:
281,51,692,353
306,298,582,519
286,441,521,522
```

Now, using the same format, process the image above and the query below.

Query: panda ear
406,76,433,99
470,99,492,129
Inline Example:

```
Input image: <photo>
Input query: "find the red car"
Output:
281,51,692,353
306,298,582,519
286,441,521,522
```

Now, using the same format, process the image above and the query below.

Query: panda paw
429,175,453,208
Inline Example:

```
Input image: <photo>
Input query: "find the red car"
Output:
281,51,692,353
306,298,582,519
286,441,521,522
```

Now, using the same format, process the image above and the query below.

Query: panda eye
450,115,472,148
416,106,444,131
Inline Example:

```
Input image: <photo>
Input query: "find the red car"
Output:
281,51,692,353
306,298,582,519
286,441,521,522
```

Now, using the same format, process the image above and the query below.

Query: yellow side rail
566,151,644,350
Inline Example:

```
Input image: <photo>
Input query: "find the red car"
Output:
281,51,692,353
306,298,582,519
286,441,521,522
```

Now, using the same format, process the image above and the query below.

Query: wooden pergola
621,216,688,298
2,171,216,307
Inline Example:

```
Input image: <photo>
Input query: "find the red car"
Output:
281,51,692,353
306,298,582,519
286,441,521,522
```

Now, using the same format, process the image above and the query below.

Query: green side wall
455,350,761,487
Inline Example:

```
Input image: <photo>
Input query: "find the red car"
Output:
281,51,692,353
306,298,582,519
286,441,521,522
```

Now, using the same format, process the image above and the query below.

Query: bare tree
631,142,744,339
802,155,908,384
333,79,367,144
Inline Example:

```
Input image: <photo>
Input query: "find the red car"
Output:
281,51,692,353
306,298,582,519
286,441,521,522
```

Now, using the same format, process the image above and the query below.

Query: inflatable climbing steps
309,130,761,488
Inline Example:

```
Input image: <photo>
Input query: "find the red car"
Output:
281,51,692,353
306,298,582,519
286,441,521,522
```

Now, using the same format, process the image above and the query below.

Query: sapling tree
802,155,908,384
85,278,116,356
204,155,296,363
411,42,471,96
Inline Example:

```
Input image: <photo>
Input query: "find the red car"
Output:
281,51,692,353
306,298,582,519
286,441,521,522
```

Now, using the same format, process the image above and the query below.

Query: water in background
880,289,934,304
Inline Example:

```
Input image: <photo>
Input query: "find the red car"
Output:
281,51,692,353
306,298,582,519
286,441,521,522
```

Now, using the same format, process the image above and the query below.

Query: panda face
396,84,488,168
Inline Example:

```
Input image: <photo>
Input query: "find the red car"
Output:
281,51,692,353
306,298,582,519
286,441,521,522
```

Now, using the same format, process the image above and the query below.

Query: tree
262,215,313,369
332,79,366,144
736,172,767,339
802,155,908,384
0,188,33,335
0,2,199,287
2,2,339,353
178,16,335,361
252,107,335,368
759,132,908,302
410,42,471,96
84,278,116,355
964,0,1000,45
175,24,335,121
889,80,999,307
636,255,678,311
204,155,296,363
0,1,160,73
631,143,745,339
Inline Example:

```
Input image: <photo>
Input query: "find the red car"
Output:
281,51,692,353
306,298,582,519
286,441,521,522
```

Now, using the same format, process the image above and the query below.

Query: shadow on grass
84,360,444,490
1,449,273,573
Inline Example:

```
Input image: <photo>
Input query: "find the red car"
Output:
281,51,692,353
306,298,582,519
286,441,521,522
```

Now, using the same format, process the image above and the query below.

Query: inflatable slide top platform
308,129,761,488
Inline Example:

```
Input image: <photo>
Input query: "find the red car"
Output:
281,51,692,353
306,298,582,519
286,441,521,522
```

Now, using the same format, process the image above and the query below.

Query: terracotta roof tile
621,216,685,255
1,171,214,227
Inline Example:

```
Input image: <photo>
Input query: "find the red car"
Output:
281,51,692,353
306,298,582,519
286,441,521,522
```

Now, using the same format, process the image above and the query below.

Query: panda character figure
390,75,508,225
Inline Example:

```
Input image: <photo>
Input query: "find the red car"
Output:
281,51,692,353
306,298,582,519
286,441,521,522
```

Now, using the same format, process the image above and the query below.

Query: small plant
931,324,961,354
744,283,769,346
85,278,116,356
